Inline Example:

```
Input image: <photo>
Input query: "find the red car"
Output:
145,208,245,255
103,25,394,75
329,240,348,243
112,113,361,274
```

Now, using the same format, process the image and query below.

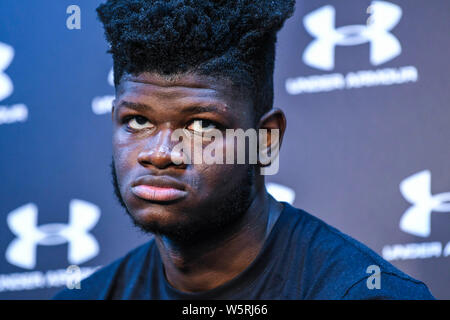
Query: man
54,0,434,299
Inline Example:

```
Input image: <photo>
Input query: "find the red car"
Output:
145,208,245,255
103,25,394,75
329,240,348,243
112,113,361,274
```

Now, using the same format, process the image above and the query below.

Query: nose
137,128,185,170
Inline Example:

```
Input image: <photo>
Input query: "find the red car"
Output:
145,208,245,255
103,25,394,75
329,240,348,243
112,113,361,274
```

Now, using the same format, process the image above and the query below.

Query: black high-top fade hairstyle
96,0,295,120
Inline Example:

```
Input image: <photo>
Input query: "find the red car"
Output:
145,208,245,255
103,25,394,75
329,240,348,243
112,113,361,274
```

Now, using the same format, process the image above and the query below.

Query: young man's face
111,72,258,242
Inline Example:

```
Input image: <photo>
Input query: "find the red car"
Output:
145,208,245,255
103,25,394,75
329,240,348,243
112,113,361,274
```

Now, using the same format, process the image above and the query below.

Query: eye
186,120,218,134
126,116,154,131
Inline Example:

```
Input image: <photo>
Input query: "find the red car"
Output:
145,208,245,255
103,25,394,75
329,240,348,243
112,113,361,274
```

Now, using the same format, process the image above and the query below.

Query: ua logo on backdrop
399,170,450,237
266,183,295,205
303,0,402,71
6,200,100,269
92,67,115,115
0,41,28,125
0,42,14,101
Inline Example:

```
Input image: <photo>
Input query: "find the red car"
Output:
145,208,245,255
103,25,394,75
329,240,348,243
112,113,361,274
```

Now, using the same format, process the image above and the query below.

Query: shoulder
341,272,435,300
279,204,435,299
52,238,156,300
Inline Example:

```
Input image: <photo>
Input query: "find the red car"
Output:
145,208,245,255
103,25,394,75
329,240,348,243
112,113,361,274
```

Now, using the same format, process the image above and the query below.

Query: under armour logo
6,200,101,269
0,42,14,102
399,170,450,237
303,1,402,71
0,41,28,125
91,67,115,115
266,183,295,205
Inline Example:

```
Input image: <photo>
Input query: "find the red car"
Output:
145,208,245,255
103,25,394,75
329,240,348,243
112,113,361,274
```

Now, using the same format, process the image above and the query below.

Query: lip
131,175,188,202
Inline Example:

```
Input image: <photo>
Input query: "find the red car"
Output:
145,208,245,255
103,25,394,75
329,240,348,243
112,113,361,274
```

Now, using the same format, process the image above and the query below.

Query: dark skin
111,71,286,293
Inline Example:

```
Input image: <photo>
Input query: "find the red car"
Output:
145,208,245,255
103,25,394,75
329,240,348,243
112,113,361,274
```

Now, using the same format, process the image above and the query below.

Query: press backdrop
0,0,449,299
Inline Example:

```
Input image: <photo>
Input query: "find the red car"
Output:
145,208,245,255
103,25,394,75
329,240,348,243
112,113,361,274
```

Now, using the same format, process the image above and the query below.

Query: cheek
193,163,248,198
190,135,253,193
113,142,140,185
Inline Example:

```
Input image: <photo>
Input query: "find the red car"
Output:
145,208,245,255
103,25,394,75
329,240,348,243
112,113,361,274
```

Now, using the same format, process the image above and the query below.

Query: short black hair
96,0,295,119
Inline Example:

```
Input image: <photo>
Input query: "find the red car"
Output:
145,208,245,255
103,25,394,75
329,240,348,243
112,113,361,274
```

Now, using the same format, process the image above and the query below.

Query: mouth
131,175,188,202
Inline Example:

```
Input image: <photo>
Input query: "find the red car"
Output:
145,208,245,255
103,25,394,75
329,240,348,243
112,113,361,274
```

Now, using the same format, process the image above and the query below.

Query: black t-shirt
54,203,435,299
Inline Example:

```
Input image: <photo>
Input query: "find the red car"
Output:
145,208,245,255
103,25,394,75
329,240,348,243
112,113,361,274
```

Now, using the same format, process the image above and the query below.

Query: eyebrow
116,101,227,115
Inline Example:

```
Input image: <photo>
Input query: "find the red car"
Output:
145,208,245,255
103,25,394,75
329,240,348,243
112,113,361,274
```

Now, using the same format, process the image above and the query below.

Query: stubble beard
110,157,255,244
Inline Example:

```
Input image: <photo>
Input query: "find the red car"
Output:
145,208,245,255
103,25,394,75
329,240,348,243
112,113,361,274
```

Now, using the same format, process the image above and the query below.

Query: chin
129,204,218,242
129,203,191,231
133,203,187,223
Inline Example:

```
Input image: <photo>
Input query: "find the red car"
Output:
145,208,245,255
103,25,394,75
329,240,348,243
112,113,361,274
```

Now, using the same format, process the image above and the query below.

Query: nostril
138,148,187,170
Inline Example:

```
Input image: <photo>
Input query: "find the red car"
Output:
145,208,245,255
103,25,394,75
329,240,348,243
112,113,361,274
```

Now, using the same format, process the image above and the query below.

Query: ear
257,108,287,165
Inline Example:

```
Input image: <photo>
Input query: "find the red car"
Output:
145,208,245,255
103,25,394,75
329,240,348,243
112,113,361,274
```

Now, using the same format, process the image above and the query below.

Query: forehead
116,72,242,104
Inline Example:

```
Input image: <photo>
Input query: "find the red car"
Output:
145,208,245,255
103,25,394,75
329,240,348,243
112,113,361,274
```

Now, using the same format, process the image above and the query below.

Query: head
98,0,294,243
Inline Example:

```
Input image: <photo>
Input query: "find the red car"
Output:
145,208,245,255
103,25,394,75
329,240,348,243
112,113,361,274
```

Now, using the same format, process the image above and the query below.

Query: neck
154,182,283,293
